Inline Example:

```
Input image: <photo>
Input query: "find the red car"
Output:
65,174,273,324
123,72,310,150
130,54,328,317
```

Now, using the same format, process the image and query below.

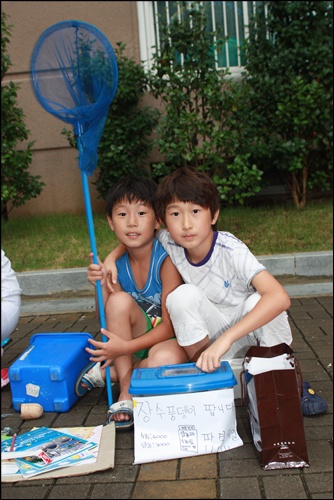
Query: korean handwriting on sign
203,402,235,416
136,400,196,423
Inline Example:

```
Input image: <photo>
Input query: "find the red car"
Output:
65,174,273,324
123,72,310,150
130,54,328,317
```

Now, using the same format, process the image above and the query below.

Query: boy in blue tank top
75,176,187,429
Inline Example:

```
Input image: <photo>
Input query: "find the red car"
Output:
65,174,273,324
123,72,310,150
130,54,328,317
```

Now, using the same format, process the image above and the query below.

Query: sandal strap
82,362,105,388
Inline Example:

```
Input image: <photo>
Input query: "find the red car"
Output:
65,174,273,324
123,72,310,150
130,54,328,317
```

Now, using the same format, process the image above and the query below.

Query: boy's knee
147,343,187,367
147,350,171,367
105,291,133,315
167,284,201,313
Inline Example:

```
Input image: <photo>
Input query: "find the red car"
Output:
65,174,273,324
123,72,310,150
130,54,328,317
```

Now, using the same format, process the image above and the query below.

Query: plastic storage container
129,361,237,395
129,361,243,464
9,332,93,412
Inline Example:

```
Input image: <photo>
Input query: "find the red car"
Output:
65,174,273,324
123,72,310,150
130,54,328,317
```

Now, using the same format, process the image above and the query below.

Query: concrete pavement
16,250,333,316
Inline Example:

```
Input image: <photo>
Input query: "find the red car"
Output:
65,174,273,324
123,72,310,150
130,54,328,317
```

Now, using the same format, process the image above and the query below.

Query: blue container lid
129,361,236,395
30,332,93,346
8,333,94,372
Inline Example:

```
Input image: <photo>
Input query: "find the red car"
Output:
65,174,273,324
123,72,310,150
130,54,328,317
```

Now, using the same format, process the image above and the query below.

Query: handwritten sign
132,388,243,464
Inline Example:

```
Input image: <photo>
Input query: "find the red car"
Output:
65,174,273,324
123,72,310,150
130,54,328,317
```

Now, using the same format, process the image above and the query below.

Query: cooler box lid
9,332,93,370
30,332,92,346
129,361,236,395
28,332,93,360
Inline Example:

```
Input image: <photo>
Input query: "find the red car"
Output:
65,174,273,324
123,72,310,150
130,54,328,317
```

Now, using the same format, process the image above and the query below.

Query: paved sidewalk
1,294,332,499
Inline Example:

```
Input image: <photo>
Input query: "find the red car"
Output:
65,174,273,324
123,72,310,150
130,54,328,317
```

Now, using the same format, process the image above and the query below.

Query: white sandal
75,362,106,396
107,400,134,430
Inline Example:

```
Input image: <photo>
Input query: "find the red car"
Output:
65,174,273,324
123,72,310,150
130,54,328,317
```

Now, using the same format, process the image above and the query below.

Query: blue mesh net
31,20,118,175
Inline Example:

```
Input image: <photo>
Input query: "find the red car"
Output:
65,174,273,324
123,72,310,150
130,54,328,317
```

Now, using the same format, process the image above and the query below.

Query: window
137,1,264,76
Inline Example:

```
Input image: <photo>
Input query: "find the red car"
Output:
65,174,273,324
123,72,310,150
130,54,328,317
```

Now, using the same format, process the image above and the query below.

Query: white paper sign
132,388,243,464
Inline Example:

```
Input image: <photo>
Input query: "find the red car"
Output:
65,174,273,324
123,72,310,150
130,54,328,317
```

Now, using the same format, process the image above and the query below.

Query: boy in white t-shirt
105,167,327,416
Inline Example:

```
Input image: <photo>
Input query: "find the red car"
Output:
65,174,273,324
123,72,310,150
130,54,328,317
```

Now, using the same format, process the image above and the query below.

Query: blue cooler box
9,332,93,413
129,361,243,464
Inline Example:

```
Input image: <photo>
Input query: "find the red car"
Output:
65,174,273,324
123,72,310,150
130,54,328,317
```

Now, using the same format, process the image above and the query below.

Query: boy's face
107,198,160,249
164,200,219,256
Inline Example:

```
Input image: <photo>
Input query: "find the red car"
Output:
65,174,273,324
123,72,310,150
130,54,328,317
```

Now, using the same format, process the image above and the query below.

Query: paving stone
137,460,178,481
179,454,218,479
303,472,333,495
262,475,308,499
90,483,134,499
132,479,217,499
0,486,49,498
218,477,262,499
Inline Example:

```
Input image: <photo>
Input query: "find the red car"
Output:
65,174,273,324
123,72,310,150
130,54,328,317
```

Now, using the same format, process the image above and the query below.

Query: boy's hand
85,328,129,363
196,336,232,372
104,253,118,285
106,273,117,294
87,252,108,286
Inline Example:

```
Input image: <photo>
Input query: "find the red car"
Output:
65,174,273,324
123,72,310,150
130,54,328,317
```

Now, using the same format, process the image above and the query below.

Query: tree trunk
286,165,308,209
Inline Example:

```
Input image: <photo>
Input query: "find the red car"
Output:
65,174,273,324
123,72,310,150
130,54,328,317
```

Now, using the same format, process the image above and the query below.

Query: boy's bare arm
196,270,291,372
159,255,184,332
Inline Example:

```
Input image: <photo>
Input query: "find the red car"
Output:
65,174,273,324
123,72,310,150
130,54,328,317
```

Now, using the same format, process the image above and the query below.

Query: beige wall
2,1,140,218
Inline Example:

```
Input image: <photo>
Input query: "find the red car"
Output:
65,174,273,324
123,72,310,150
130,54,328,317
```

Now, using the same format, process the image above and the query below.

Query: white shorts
166,283,293,360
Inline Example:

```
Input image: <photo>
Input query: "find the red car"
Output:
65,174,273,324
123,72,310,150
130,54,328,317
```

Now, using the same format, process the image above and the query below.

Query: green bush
241,1,333,208
62,1,332,209
1,11,45,219
148,1,263,205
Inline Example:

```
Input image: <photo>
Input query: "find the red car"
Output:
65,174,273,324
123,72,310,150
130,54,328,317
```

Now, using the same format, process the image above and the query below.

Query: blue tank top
116,238,168,318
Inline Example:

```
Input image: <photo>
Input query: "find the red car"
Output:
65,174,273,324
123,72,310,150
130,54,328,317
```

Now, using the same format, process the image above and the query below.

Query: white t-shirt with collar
156,229,266,311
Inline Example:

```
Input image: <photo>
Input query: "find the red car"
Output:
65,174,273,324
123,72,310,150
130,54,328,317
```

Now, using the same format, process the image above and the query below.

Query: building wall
2,1,140,218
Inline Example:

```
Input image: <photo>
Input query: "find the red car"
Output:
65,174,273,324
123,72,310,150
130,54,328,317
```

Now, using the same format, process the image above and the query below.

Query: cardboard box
9,333,93,412
129,361,243,464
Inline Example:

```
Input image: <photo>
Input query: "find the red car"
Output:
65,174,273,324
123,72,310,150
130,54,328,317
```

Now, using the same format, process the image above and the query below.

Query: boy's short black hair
105,176,157,216
153,167,220,227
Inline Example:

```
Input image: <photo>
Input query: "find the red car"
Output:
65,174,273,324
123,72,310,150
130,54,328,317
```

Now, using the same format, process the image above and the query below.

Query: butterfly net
31,21,118,406
31,20,118,175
